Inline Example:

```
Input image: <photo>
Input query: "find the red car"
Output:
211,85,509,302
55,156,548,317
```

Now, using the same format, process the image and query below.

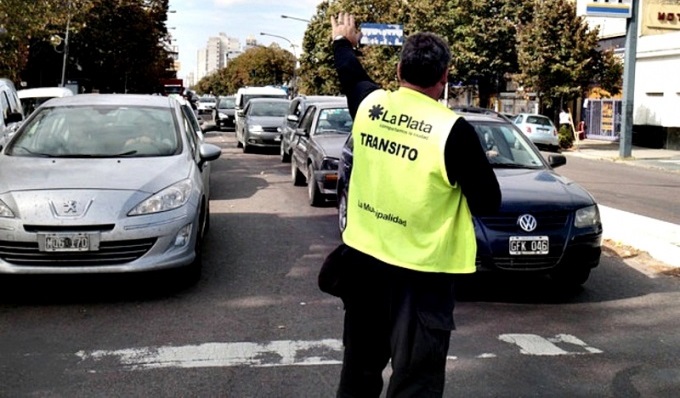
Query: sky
167,0,324,80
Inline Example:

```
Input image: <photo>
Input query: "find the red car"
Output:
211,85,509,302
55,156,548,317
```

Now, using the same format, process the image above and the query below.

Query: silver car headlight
129,179,193,216
0,199,15,218
574,205,600,228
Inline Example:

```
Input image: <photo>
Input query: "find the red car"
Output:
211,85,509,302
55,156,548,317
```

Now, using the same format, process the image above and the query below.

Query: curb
599,205,680,268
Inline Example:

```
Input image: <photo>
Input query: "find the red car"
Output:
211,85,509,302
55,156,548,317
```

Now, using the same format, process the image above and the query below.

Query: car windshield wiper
115,150,138,157
10,145,56,157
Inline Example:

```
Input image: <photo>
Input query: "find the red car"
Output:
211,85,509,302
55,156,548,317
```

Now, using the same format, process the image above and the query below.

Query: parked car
513,113,560,152
236,97,290,153
196,96,217,114
0,78,25,141
337,110,602,286
213,95,236,130
291,99,352,206
18,86,74,116
279,95,344,163
0,94,222,282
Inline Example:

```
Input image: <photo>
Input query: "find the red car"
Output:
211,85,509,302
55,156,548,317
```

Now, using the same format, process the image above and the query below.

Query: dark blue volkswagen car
336,109,602,286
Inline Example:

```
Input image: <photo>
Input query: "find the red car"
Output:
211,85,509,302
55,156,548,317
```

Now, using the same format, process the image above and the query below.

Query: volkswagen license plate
39,233,98,252
509,236,549,255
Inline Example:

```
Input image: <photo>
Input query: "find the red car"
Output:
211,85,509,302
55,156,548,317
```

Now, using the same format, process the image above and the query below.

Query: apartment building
196,33,241,81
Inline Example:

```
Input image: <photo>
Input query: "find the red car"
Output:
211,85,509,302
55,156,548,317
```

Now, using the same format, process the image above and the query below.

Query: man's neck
400,82,442,101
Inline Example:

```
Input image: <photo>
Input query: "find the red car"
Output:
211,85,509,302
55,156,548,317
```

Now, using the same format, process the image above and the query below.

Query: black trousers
337,248,457,398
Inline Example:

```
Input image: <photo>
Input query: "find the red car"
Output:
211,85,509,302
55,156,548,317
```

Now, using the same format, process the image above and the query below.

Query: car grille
0,238,156,266
477,255,563,271
478,212,570,232
263,127,279,133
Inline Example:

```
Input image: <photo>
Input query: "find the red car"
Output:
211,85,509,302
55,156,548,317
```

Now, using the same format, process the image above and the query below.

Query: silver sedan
0,94,221,282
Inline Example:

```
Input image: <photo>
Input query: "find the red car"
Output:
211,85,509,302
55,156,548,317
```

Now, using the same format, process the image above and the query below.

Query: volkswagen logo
517,214,537,232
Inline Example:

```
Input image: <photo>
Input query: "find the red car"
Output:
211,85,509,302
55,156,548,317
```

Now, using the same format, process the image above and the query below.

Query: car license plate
38,233,98,252
275,136,281,141
509,236,549,255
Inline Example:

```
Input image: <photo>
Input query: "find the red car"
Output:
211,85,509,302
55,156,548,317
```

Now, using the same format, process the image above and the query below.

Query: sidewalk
564,138,680,174
561,139,680,268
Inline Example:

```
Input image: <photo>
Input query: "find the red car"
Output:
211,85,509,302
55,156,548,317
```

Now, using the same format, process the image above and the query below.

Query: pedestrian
328,12,502,398
559,107,572,131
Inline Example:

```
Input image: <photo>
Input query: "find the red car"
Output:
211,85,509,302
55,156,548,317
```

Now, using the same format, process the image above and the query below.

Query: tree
447,0,533,108
515,0,601,112
0,0,92,85
297,0,531,105
67,0,173,93
298,0,405,95
196,45,295,95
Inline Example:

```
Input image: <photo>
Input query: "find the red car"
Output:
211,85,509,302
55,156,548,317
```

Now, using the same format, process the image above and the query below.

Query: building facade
580,0,680,149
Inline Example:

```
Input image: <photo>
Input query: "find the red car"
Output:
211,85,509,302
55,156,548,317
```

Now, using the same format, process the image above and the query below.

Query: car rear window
526,116,552,126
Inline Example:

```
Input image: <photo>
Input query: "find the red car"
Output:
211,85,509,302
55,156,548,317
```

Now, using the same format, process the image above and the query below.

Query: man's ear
397,62,402,82
439,70,448,85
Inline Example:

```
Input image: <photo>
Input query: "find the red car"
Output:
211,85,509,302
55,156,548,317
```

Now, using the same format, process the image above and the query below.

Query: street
0,127,679,397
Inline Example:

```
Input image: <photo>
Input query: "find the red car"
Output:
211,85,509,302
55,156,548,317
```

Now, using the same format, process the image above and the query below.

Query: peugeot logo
517,214,537,232
63,200,78,214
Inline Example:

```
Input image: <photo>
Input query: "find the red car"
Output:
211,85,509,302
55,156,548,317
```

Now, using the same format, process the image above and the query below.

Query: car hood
246,116,285,128
313,134,349,158
0,155,191,194
495,168,596,211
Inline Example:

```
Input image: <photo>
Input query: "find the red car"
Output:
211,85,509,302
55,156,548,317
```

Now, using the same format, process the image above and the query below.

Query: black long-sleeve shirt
333,39,501,216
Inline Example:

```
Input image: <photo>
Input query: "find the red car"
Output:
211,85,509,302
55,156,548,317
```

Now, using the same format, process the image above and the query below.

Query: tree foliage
69,0,173,93
0,0,92,84
515,0,601,109
298,0,405,95
447,0,533,107
2,0,173,93
196,44,295,95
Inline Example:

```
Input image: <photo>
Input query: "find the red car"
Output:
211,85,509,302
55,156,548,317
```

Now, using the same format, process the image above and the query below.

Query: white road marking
76,339,344,370
75,334,602,371
499,334,603,356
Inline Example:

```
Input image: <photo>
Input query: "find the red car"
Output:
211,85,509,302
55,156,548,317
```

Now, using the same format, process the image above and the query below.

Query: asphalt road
0,128,679,397
557,154,680,225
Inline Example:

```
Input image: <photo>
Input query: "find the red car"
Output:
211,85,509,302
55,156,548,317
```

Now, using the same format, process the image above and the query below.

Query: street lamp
260,32,299,96
59,1,72,87
281,15,310,23
259,32,298,58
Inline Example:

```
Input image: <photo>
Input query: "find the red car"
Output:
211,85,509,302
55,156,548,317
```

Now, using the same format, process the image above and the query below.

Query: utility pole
620,0,638,158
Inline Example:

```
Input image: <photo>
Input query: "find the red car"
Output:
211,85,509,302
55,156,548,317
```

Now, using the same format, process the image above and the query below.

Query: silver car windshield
471,121,545,168
6,105,179,158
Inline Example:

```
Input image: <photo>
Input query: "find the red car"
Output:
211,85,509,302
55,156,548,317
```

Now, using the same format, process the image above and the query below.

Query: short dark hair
399,32,451,88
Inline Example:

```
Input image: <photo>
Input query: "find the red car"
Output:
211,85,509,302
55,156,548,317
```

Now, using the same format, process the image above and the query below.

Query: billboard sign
585,0,632,18
359,23,404,46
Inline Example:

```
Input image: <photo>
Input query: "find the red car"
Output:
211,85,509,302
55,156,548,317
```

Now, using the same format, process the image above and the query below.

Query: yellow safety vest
343,87,476,274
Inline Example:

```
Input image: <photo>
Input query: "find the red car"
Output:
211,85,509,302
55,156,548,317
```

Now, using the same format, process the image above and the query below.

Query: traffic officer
330,12,502,398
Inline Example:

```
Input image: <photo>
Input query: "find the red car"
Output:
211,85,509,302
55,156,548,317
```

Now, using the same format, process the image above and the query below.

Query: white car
18,86,74,116
513,113,560,152
196,96,217,114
